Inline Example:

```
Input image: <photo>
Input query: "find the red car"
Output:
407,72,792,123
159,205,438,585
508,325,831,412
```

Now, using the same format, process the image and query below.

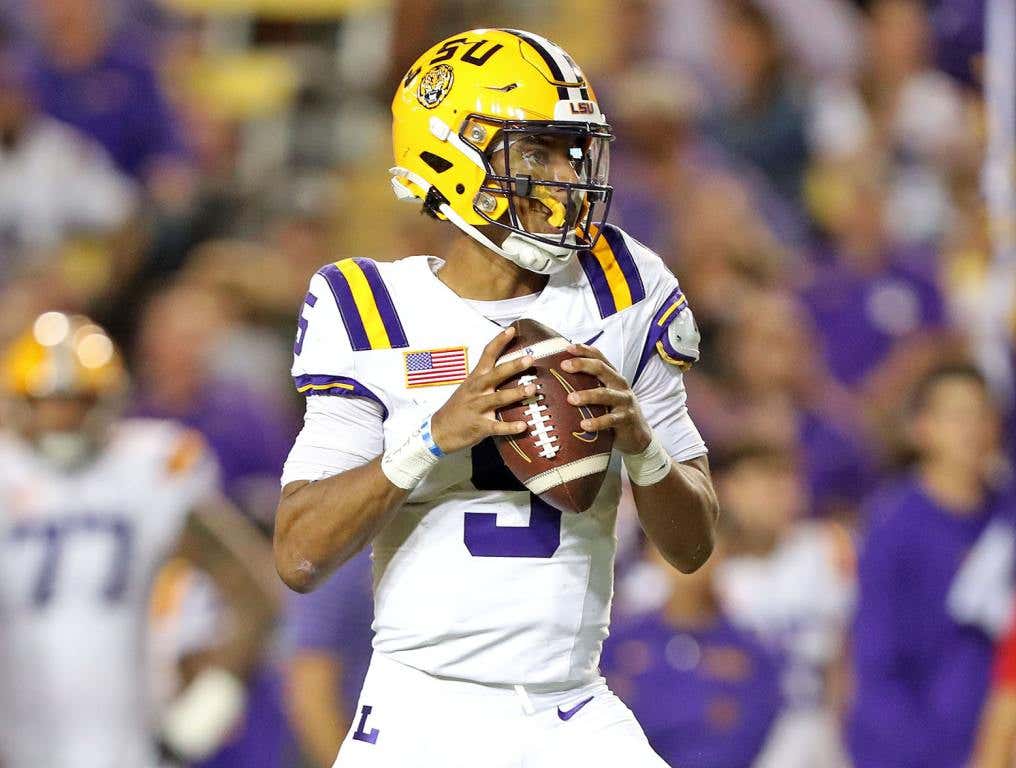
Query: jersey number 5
464,438,561,558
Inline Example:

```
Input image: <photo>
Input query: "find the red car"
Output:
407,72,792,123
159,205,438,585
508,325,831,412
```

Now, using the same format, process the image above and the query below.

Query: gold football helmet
391,29,613,273
2,312,127,468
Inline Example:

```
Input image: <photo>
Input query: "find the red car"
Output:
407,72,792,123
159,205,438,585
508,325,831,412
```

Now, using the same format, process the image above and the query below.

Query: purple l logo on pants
352,704,380,744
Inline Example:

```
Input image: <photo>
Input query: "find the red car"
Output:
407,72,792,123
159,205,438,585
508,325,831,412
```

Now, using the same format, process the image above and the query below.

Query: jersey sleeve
292,270,386,414
623,237,701,384
613,228,706,461
283,269,389,486
634,354,707,461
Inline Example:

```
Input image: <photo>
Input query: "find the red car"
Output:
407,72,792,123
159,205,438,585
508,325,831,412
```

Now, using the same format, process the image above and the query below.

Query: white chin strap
500,232,573,274
439,200,574,275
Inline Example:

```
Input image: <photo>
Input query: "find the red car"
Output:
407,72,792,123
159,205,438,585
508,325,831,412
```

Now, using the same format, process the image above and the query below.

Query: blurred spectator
150,561,297,768
704,0,811,202
180,238,304,416
284,550,374,768
713,443,854,768
689,290,874,518
131,284,293,528
847,362,1009,768
809,0,974,245
800,163,952,408
25,0,196,204
605,543,783,768
604,64,706,253
0,46,135,271
656,0,862,83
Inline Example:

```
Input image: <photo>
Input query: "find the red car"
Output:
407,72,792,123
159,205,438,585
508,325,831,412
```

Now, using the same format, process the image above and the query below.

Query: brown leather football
494,318,614,513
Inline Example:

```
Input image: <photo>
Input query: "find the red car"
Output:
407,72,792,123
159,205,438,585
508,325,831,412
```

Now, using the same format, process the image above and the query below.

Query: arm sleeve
280,396,384,486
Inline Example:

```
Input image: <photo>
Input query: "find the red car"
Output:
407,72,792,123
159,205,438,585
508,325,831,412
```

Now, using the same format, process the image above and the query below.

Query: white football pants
333,652,668,767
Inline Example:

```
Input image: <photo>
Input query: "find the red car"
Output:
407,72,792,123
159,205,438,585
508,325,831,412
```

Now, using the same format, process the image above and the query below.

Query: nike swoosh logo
557,696,594,721
485,83,519,92
583,330,604,346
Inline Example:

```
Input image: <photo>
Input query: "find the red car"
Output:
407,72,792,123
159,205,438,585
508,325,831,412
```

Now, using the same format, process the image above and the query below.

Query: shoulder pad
165,428,207,476
577,225,648,319
316,258,409,351
632,287,701,383
657,295,700,369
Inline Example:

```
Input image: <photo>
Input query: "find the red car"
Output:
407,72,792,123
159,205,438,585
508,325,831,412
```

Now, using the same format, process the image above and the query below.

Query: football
494,319,614,513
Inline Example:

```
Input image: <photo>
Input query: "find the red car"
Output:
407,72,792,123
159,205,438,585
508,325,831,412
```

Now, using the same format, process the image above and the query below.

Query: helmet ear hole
419,151,453,174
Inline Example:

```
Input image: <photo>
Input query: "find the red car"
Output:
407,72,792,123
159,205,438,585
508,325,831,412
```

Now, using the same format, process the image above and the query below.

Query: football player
274,29,719,767
0,312,279,768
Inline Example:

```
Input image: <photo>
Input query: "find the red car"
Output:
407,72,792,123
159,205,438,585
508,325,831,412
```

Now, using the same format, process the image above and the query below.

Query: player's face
23,395,95,436
913,377,998,469
489,133,585,236
14,394,111,470
720,460,805,543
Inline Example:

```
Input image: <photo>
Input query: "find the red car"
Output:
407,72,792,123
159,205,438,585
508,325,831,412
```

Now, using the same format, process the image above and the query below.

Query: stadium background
1,0,1015,766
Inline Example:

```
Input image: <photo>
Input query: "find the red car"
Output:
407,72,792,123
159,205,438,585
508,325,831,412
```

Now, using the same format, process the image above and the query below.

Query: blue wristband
420,416,445,458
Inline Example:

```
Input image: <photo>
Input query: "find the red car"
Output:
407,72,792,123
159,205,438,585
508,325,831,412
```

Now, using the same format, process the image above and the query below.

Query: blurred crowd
0,0,1014,766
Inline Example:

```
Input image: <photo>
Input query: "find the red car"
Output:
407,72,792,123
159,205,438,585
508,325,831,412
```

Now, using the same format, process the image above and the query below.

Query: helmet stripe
525,32,589,101
500,29,570,100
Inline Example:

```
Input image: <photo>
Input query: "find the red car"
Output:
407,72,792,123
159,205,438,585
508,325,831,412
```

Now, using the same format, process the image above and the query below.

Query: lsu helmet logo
417,64,454,109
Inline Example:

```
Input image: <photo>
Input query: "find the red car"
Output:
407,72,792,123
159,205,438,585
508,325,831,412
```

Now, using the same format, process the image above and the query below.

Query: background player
0,312,279,768
274,28,718,767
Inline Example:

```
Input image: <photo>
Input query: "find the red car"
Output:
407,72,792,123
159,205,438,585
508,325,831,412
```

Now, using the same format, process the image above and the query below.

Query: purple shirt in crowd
601,611,782,768
28,32,189,179
847,475,1002,768
131,381,293,515
286,549,375,718
798,410,875,516
802,249,945,388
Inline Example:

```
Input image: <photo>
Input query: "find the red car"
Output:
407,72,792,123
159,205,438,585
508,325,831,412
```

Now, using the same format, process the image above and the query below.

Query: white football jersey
283,225,705,686
0,420,217,768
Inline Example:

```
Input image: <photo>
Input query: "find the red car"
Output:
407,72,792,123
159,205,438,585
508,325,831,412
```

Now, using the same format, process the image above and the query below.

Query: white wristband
623,434,672,486
161,667,246,761
380,416,443,490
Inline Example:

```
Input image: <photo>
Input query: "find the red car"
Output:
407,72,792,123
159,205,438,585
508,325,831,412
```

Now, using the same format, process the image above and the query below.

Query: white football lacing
518,374,559,459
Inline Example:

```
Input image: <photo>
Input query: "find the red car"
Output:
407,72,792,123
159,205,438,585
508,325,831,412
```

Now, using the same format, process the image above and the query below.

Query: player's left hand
562,343,653,455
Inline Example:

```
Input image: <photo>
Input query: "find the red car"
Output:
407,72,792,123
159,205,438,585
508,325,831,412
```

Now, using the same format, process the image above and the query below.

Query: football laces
518,374,559,459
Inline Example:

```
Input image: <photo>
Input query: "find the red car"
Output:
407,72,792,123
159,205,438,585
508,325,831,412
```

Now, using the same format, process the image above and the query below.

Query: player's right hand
430,327,535,454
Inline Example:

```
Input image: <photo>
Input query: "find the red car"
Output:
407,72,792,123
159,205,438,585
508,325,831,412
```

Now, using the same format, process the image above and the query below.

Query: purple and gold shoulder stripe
633,287,699,383
317,258,409,352
292,373,388,418
578,224,647,319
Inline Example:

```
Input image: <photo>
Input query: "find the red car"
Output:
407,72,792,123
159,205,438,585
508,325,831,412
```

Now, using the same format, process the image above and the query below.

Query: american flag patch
404,347,469,388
